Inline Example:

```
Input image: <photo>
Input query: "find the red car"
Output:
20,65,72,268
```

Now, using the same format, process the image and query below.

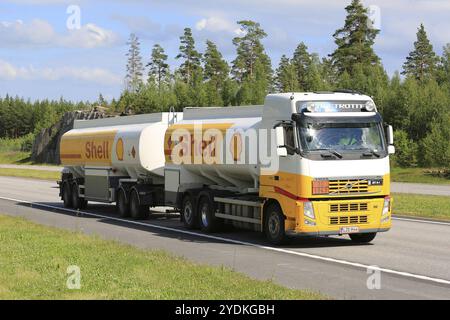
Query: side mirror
388,145,396,155
387,125,394,145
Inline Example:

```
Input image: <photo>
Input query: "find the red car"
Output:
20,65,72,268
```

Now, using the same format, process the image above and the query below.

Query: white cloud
195,17,244,36
0,19,119,48
0,59,121,86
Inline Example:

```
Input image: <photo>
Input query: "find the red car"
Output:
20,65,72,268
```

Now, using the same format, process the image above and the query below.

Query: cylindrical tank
164,106,268,189
60,113,179,181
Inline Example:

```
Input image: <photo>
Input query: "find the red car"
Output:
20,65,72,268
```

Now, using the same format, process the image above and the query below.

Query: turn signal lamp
382,196,391,216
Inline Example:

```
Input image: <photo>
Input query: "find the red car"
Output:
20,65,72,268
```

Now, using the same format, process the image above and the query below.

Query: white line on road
392,216,450,226
1,195,450,287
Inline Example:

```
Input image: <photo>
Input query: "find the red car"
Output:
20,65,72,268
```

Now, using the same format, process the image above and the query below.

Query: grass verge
0,151,31,164
391,167,450,185
0,214,324,300
393,193,450,221
0,168,60,181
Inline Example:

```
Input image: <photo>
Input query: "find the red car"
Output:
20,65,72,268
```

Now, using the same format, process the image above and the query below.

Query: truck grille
329,179,368,194
329,202,368,213
329,216,368,225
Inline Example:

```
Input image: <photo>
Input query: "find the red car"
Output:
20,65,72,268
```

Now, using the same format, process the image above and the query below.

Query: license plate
340,226,360,234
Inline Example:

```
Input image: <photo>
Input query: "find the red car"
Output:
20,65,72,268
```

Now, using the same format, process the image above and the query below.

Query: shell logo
116,138,124,161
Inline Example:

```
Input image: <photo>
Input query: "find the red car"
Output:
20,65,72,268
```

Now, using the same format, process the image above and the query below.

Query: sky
0,0,449,102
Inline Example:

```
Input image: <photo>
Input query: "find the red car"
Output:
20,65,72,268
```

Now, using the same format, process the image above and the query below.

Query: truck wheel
198,196,221,233
63,181,73,208
117,189,130,218
264,203,286,245
130,190,149,220
71,183,87,210
349,232,377,243
182,195,198,229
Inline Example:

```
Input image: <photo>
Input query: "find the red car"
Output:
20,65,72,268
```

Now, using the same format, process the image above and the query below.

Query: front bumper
288,196,392,235
287,227,390,237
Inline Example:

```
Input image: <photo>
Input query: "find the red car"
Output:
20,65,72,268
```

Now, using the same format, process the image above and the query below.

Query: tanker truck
59,92,395,244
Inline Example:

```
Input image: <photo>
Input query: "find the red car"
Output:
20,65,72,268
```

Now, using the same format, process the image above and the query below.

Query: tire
71,183,87,210
62,181,73,208
130,189,149,220
264,203,286,245
198,195,221,233
181,194,198,229
349,232,377,243
116,189,130,218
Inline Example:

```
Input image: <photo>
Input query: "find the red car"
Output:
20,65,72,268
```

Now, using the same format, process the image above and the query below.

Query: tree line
0,0,448,167
118,0,450,168
0,96,90,151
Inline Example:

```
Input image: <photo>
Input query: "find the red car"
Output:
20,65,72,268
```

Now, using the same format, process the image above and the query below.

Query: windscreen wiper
361,149,381,158
311,149,343,159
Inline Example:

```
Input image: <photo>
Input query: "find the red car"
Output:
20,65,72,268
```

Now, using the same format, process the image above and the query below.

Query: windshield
299,122,384,153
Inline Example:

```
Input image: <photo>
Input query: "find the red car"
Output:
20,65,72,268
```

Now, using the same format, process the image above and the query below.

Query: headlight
304,201,315,219
382,196,390,216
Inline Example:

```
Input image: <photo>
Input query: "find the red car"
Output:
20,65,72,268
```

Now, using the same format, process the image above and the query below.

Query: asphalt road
392,182,450,196
0,176,449,300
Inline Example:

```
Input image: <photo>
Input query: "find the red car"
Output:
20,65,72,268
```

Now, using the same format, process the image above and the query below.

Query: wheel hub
268,214,280,235
201,204,209,227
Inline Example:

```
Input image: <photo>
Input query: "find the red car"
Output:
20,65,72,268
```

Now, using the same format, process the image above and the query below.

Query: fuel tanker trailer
59,112,182,219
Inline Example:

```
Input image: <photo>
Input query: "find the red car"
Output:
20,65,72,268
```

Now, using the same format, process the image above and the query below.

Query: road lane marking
1,195,450,286
392,216,450,226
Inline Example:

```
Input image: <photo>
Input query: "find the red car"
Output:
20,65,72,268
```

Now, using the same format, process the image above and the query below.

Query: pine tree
436,43,450,85
147,44,170,92
231,20,272,83
97,93,106,106
305,54,325,92
330,0,380,76
203,40,229,84
402,24,439,82
125,33,144,92
275,55,298,92
292,42,312,90
203,40,230,106
232,20,272,104
176,28,202,85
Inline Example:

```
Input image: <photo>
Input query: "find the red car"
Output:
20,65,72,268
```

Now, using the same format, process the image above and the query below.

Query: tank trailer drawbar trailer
59,92,395,244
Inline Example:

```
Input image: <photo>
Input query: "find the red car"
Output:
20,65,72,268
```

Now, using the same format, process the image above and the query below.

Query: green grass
391,167,450,185
393,193,450,221
0,215,323,300
0,151,31,164
0,168,60,181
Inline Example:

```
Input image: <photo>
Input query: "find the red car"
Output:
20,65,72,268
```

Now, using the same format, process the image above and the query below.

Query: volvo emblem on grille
345,183,353,189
